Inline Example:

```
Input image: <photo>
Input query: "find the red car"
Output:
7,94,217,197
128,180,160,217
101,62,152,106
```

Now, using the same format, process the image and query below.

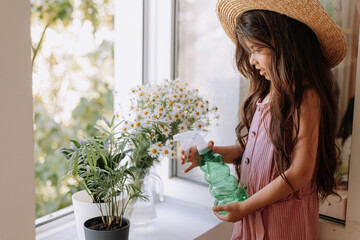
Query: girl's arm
180,142,243,173
213,143,244,164
213,89,321,222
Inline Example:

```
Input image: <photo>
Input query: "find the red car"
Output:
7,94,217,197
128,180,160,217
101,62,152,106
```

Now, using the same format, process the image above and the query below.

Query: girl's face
243,38,273,81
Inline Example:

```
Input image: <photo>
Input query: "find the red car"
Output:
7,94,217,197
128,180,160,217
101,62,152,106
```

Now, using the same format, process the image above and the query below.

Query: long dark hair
234,10,339,201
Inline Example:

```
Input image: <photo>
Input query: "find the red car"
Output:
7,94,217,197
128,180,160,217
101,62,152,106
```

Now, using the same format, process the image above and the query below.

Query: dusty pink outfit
232,100,319,240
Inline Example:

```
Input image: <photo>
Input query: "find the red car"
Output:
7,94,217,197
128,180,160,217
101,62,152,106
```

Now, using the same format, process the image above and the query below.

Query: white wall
0,1,35,239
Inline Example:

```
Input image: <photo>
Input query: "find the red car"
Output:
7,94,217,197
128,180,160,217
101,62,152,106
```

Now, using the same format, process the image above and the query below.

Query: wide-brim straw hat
216,0,347,68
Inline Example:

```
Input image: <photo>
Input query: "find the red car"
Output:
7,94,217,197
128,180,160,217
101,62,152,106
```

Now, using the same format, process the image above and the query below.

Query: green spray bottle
174,131,247,214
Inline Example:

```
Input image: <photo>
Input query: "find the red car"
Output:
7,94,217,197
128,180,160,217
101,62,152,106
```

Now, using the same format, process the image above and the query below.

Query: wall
0,1,35,239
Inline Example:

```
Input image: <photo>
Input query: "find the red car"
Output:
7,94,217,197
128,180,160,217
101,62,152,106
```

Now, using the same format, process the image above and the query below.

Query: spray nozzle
173,131,209,155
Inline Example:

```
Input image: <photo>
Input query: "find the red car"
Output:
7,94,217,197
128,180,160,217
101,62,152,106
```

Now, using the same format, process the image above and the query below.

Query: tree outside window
31,0,114,218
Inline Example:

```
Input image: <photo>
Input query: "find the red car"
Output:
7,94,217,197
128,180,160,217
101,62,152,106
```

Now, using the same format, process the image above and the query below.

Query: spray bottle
174,131,247,214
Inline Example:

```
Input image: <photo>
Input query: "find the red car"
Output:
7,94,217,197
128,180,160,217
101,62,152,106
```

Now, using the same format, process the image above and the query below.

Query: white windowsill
36,196,224,240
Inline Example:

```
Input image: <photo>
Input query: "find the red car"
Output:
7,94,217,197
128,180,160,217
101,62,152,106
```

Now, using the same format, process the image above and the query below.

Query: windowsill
130,196,222,240
36,196,223,240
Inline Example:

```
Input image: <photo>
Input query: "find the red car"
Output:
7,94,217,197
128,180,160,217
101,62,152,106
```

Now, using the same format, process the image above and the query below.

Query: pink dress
231,100,319,240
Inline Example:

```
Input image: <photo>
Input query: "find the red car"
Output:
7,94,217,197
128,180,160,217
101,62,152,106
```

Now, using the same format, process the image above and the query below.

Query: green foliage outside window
31,0,114,218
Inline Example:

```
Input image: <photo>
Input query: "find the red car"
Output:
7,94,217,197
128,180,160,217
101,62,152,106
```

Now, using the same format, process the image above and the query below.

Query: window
2,0,360,239
31,0,115,218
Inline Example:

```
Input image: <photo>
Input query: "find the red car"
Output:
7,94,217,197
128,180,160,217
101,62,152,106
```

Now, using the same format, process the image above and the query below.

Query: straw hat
216,0,347,68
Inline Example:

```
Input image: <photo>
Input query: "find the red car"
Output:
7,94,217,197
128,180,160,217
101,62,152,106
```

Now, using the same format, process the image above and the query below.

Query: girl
180,0,347,239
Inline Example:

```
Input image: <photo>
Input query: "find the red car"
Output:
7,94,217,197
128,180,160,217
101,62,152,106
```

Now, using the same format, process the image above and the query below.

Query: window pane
31,0,114,218
175,0,246,183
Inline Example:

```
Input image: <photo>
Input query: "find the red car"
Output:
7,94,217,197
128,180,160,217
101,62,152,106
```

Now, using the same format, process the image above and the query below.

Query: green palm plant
58,116,147,229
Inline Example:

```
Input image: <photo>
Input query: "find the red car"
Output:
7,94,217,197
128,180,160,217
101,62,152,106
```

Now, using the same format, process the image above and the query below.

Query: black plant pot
84,216,130,240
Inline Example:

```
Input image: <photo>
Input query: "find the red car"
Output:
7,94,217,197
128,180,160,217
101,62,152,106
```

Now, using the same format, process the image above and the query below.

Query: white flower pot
72,190,126,240
72,190,101,240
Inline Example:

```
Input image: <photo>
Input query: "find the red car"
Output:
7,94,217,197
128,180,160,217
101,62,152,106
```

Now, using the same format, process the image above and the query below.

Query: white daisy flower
127,122,135,130
121,121,129,132
157,111,164,118
199,102,207,110
155,141,163,148
166,140,175,147
178,123,186,133
194,107,204,117
167,100,174,107
148,144,160,158
157,106,165,112
151,113,159,120
160,146,171,157
142,109,150,117
174,103,183,112
137,91,145,98
161,126,170,136
169,150,176,160
195,121,205,130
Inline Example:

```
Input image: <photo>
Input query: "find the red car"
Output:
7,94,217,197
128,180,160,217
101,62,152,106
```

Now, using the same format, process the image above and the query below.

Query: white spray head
173,131,209,155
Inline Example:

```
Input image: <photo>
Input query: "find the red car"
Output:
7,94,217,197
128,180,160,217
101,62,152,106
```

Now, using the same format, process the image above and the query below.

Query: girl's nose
249,53,257,65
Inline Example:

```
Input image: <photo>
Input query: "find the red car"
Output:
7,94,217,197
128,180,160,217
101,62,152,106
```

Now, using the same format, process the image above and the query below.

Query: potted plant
58,116,147,240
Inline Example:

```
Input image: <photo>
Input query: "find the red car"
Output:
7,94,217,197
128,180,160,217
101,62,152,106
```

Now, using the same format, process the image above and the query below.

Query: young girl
180,0,347,239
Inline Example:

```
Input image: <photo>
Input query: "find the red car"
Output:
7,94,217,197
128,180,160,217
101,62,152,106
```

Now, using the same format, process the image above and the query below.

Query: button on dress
231,100,319,240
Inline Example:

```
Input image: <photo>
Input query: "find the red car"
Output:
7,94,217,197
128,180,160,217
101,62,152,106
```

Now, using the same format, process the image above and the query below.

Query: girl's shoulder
297,88,321,131
301,88,321,112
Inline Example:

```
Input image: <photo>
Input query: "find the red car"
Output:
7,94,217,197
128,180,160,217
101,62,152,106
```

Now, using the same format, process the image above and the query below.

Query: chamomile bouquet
117,78,219,178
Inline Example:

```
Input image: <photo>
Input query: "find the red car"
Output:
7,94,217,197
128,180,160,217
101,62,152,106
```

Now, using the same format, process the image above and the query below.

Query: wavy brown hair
234,10,340,201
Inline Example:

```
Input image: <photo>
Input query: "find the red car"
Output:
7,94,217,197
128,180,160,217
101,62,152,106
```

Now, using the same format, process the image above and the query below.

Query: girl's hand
212,201,250,223
180,141,215,173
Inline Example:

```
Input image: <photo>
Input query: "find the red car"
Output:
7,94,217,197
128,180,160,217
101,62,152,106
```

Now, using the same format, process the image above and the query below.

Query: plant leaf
70,140,81,149
94,125,111,134
72,151,79,176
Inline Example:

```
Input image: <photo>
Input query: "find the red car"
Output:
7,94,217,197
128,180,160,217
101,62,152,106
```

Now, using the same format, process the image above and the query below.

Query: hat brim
216,0,347,68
